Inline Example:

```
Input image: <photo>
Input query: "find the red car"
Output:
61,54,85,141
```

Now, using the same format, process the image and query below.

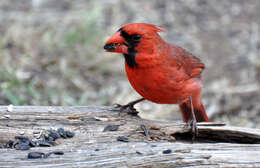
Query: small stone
162,149,172,154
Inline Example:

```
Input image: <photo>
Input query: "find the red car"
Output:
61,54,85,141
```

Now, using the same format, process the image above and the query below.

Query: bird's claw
187,118,198,141
113,103,139,116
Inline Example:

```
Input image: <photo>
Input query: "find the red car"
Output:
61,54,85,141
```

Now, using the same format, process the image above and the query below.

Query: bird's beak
104,31,128,54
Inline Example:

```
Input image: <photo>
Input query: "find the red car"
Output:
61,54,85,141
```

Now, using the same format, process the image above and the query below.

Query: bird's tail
179,98,209,122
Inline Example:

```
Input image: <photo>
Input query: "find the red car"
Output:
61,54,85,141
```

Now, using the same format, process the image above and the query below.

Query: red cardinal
104,23,209,123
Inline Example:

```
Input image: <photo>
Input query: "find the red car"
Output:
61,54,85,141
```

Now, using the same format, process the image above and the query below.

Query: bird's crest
121,23,164,34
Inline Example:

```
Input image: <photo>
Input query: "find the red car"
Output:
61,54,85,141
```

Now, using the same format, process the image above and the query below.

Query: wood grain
0,106,260,168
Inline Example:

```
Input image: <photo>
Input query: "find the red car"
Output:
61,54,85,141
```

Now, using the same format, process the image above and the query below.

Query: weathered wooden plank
0,106,260,168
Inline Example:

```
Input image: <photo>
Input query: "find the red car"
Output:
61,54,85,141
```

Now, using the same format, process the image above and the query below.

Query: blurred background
0,0,259,127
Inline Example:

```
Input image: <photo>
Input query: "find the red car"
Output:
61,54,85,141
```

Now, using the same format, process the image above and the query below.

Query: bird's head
104,23,164,54
104,23,164,68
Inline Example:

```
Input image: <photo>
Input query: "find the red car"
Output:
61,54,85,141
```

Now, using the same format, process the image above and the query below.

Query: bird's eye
131,34,141,41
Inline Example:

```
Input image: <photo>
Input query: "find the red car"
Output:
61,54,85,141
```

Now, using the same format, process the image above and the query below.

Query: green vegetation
0,7,110,106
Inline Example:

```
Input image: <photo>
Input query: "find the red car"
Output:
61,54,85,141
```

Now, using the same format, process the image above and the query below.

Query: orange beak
104,31,128,54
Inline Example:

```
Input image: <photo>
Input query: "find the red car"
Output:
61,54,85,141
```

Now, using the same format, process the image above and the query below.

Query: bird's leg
114,98,145,115
188,96,198,141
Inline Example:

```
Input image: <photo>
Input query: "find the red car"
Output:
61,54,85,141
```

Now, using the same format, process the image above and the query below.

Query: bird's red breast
125,42,203,104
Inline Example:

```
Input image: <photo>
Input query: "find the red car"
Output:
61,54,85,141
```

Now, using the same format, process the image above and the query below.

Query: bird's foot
187,118,198,141
113,103,139,116
113,98,145,116
185,96,198,141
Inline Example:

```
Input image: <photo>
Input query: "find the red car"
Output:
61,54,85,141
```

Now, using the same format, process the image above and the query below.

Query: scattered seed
162,149,172,154
13,136,31,150
27,150,64,159
65,131,75,138
46,150,64,157
33,131,40,134
5,140,14,148
29,140,37,147
57,128,66,138
136,151,143,155
15,136,29,141
48,130,61,140
44,152,52,158
37,140,53,147
51,151,64,155
28,152,46,159
15,141,30,150
4,128,74,151
103,124,120,132
34,130,43,139
117,136,129,142
47,136,54,142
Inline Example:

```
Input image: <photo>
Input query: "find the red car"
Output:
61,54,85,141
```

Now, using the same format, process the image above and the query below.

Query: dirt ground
0,0,259,127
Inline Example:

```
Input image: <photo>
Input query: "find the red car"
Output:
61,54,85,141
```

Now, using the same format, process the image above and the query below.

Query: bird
104,23,209,130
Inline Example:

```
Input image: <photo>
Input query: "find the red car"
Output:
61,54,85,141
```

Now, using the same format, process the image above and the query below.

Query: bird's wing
169,45,205,79
182,52,205,78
